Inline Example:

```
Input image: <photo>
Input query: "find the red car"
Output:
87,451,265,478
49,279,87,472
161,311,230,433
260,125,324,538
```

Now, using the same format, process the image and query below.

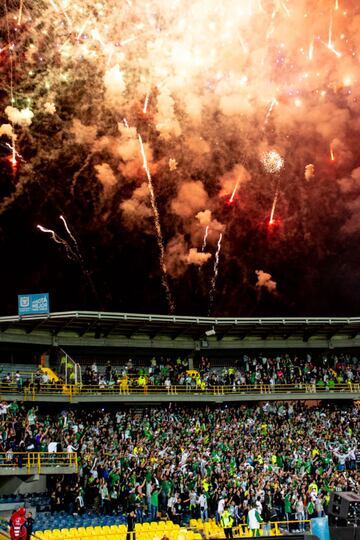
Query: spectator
9,508,27,540
25,512,34,540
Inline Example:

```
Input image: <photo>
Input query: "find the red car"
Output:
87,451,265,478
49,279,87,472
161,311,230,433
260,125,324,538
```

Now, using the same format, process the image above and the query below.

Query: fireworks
38,217,99,302
209,233,223,315
0,0,359,314
201,225,209,252
229,179,240,204
261,150,285,175
138,134,175,314
269,183,280,226
330,143,335,161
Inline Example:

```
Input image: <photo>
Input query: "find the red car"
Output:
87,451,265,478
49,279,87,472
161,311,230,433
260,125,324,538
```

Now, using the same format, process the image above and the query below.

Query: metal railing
0,381,359,401
0,452,78,474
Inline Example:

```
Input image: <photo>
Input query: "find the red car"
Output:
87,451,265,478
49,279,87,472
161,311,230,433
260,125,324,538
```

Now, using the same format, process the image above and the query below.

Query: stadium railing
0,381,359,400
0,452,78,474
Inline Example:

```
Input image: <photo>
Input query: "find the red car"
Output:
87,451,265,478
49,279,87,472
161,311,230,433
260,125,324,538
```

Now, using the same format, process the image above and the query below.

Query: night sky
1,0,360,317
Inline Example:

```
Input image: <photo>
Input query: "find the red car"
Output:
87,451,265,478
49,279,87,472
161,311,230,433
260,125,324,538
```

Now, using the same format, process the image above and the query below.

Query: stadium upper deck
1,311,360,350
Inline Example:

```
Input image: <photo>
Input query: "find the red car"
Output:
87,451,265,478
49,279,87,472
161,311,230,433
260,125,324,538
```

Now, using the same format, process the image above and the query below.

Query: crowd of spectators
80,352,360,393
0,401,359,528
1,352,359,394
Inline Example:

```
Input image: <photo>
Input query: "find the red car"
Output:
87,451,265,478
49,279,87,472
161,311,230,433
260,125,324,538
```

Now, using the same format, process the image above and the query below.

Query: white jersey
248,508,261,530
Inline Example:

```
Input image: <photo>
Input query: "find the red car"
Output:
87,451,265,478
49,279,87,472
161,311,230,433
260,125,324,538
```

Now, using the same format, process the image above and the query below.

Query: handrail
0,381,359,399
0,452,78,474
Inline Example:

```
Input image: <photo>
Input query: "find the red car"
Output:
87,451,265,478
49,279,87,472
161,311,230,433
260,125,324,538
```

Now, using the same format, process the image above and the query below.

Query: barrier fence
0,452,78,474
0,380,359,401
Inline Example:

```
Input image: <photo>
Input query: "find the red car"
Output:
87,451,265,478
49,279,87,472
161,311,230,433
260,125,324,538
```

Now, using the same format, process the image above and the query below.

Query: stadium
1,0,360,540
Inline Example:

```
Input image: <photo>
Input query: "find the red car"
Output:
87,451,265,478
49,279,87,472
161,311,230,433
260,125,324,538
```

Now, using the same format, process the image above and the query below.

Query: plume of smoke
5,106,34,127
155,88,181,140
194,210,225,247
94,163,117,194
196,209,212,226
165,234,188,278
171,181,209,218
304,164,315,181
0,124,14,138
103,64,126,108
44,102,56,115
186,247,211,266
169,158,177,171
338,168,360,233
71,119,97,146
255,270,277,293
165,235,211,277
120,182,152,229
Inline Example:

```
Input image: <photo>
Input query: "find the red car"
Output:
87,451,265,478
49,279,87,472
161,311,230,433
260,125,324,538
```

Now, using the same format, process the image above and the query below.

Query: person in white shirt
295,497,305,532
247,502,263,537
198,493,208,522
48,441,58,453
217,498,226,524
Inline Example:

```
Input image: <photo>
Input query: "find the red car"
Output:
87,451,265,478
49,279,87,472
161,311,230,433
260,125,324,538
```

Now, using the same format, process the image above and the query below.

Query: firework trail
38,219,99,303
59,215,100,303
138,134,175,313
37,225,63,244
229,179,240,203
37,224,77,261
143,90,151,114
330,143,335,161
208,232,223,315
264,98,278,127
60,214,78,247
269,179,280,226
201,225,209,252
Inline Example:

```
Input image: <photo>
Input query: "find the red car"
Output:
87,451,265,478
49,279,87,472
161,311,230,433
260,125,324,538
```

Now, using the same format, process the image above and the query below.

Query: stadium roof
0,311,360,349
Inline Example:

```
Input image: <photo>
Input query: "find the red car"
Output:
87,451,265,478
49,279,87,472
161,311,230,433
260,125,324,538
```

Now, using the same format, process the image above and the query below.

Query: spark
309,36,314,61
76,18,90,41
229,179,240,203
143,90,151,114
330,143,335,161
37,225,63,244
335,0,339,9
322,41,342,57
5,138,20,168
59,215,99,302
138,134,175,313
269,183,280,226
37,223,79,262
59,215,77,246
201,225,209,252
328,11,333,47
261,150,284,174
264,97,278,126
123,118,129,129
48,0,60,13
17,0,24,25
280,1,290,17
209,233,223,315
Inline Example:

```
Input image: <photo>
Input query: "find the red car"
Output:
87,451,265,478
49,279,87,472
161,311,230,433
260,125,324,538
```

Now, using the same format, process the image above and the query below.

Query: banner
18,293,50,316
311,516,330,540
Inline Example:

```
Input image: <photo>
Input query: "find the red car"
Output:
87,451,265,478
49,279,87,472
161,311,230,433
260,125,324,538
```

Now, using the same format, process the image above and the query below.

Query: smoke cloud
255,270,277,293
5,106,34,127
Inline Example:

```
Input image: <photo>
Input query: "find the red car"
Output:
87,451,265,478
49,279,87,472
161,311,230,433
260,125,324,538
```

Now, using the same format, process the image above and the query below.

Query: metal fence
0,380,359,402
0,452,78,474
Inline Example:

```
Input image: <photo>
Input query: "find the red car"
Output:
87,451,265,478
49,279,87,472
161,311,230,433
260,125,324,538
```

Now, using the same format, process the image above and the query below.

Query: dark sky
1,1,360,317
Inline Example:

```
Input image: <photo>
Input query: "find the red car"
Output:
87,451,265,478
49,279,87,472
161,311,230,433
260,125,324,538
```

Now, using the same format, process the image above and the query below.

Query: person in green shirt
150,487,160,521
